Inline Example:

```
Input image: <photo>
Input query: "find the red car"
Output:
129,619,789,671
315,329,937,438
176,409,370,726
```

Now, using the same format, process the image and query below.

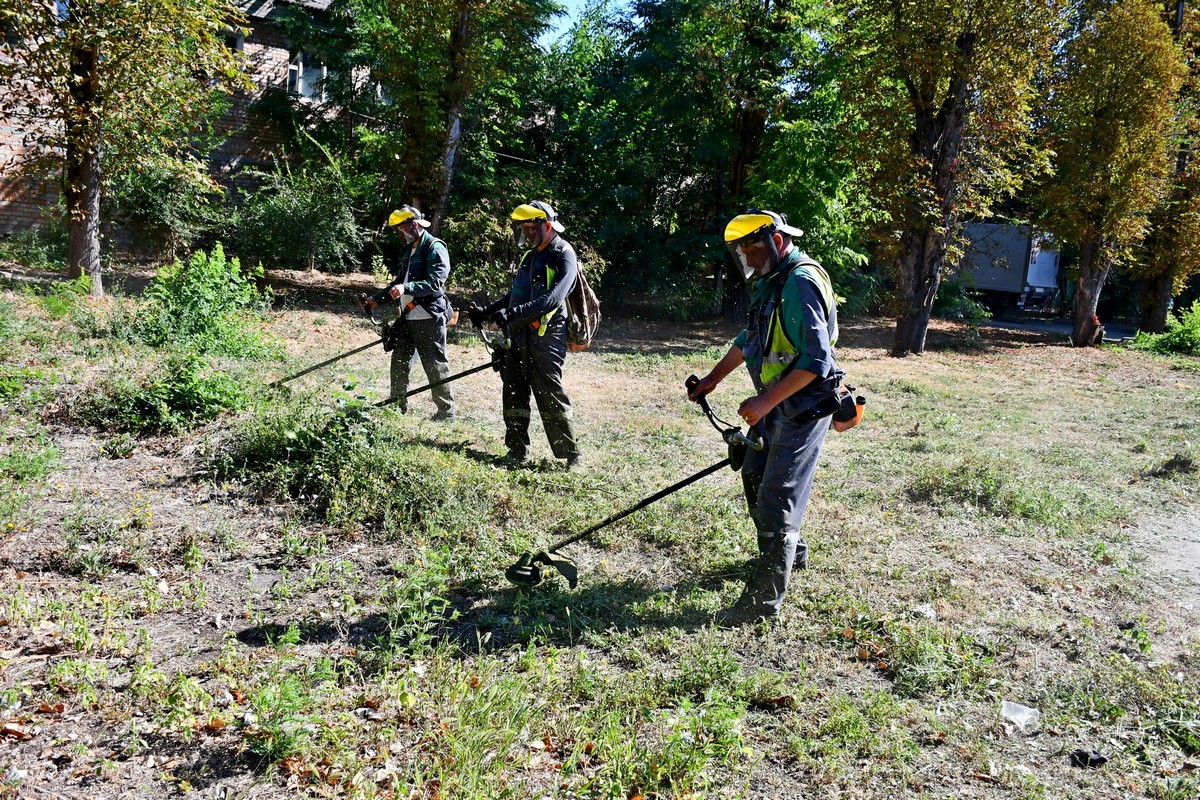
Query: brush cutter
372,325,509,408
504,374,763,589
267,298,396,388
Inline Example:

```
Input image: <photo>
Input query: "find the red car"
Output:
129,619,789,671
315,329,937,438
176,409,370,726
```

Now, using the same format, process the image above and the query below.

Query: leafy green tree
0,0,248,294
1037,0,1185,345
835,0,1064,355
277,0,560,231
1135,1,1200,333
527,0,843,308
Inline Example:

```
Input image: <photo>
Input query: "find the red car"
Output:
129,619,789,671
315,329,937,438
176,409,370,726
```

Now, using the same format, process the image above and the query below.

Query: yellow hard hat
387,205,431,228
724,209,803,244
511,200,565,232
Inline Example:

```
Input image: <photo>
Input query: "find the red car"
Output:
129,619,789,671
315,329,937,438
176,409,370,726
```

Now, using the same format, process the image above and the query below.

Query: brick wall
211,24,292,186
0,14,296,236
0,107,59,237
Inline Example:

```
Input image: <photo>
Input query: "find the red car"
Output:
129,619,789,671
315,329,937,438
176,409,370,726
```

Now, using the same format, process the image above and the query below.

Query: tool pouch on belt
792,385,866,432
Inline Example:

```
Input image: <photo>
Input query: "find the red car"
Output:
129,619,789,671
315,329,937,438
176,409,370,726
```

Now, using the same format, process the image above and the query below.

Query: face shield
395,221,420,245
512,219,545,249
726,227,781,282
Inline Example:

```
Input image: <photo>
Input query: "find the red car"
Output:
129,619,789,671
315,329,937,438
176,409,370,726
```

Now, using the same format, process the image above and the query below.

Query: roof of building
240,0,333,21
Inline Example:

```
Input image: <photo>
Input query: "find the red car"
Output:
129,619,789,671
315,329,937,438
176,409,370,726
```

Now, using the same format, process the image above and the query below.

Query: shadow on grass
234,556,754,657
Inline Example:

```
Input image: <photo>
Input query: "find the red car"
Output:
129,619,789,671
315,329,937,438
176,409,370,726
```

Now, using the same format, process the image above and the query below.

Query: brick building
0,0,332,236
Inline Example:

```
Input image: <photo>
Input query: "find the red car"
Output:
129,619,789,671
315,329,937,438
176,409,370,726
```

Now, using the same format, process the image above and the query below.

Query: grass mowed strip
1,281,1198,799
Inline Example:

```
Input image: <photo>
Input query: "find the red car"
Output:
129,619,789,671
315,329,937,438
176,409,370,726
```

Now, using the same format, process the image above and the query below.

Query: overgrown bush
84,244,274,358
441,200,521,297
64,350,248,433
0,218,68,271
1132,300,1200,356
231,157,364,273
213,399,496,534
106,154,224,258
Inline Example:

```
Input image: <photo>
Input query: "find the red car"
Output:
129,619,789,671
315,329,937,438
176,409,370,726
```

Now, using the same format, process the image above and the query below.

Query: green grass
3,284,1200,799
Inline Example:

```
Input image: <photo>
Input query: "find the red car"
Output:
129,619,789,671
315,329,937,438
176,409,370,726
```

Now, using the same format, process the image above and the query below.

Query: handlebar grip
685,374,700,394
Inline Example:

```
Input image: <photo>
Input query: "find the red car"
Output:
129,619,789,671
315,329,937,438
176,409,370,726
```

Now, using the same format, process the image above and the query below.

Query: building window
223,32,244,52
287,52,327,102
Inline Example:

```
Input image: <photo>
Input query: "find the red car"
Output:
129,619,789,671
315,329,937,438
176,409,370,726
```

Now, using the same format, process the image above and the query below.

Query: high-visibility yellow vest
759,259,838,386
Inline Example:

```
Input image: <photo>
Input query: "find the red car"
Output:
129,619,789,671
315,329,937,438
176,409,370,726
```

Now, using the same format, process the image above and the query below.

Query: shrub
96,244,275,358
106,154,224,258
231,159,364,273
1132,300,1200,356
65,350,248,433
441,200,521,297
214,399,497,535
0,219,68,271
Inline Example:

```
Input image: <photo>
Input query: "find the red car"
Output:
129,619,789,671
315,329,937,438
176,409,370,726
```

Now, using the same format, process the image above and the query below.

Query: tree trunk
430,3,471,231
65,39,103,296
890,31,974,356
1072,238,1109,346
891,225,944,356
1137,273,1174,332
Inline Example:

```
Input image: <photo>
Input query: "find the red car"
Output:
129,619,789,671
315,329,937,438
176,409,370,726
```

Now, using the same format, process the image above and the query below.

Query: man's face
394,220,420,244
520,219,545,248
732,231,783,280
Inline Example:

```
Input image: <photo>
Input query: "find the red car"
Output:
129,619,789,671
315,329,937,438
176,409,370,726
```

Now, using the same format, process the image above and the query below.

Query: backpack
566,264,601,351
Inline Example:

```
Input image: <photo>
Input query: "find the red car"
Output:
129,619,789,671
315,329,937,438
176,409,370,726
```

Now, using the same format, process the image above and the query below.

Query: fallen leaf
842,627,855,640
36,702,64,715
2,722,34,741
202,717,226,733
856,646,871,660
753,695,796,709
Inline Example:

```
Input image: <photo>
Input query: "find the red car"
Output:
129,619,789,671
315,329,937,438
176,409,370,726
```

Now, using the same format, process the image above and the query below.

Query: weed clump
82,245,275,358
1132,300,1200,356
214,399,497,535
908,456,1067,523
61,350,248,433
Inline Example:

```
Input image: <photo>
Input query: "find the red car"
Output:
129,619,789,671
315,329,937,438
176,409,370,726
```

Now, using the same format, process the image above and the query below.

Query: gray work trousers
501,324,578,459
739,411,831,614
389,317,454,415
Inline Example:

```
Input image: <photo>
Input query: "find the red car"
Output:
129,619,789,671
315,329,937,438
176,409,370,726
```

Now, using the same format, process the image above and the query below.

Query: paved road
986,316,1138,341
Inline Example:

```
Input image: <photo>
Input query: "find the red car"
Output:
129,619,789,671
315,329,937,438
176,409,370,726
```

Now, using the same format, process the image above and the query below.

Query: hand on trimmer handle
685,374,715,417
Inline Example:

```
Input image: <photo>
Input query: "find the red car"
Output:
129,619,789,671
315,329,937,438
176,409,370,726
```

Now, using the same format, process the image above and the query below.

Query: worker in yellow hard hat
466,201,581,469
359,205,456,419
689,209,844,625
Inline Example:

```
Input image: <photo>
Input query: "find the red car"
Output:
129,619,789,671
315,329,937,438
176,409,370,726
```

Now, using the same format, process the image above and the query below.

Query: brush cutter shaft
542,457,732,554
373,360,495,407
269,339,384,387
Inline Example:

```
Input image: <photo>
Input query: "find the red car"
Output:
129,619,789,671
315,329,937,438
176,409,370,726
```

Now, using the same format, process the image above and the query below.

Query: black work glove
493,307,512,328
466,302,487,329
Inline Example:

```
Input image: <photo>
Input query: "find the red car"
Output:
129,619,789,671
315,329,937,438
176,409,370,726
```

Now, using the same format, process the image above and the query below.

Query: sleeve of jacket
405,240,450,300
782,273,836,379
506,240,578,325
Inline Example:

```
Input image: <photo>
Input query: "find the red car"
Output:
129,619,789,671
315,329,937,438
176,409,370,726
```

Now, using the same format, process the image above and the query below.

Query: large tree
1135,1,1200,333
1037,0,1185,346
527,0,830,298
836,0,1064,356
0,0,248,294
288,0,560,229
